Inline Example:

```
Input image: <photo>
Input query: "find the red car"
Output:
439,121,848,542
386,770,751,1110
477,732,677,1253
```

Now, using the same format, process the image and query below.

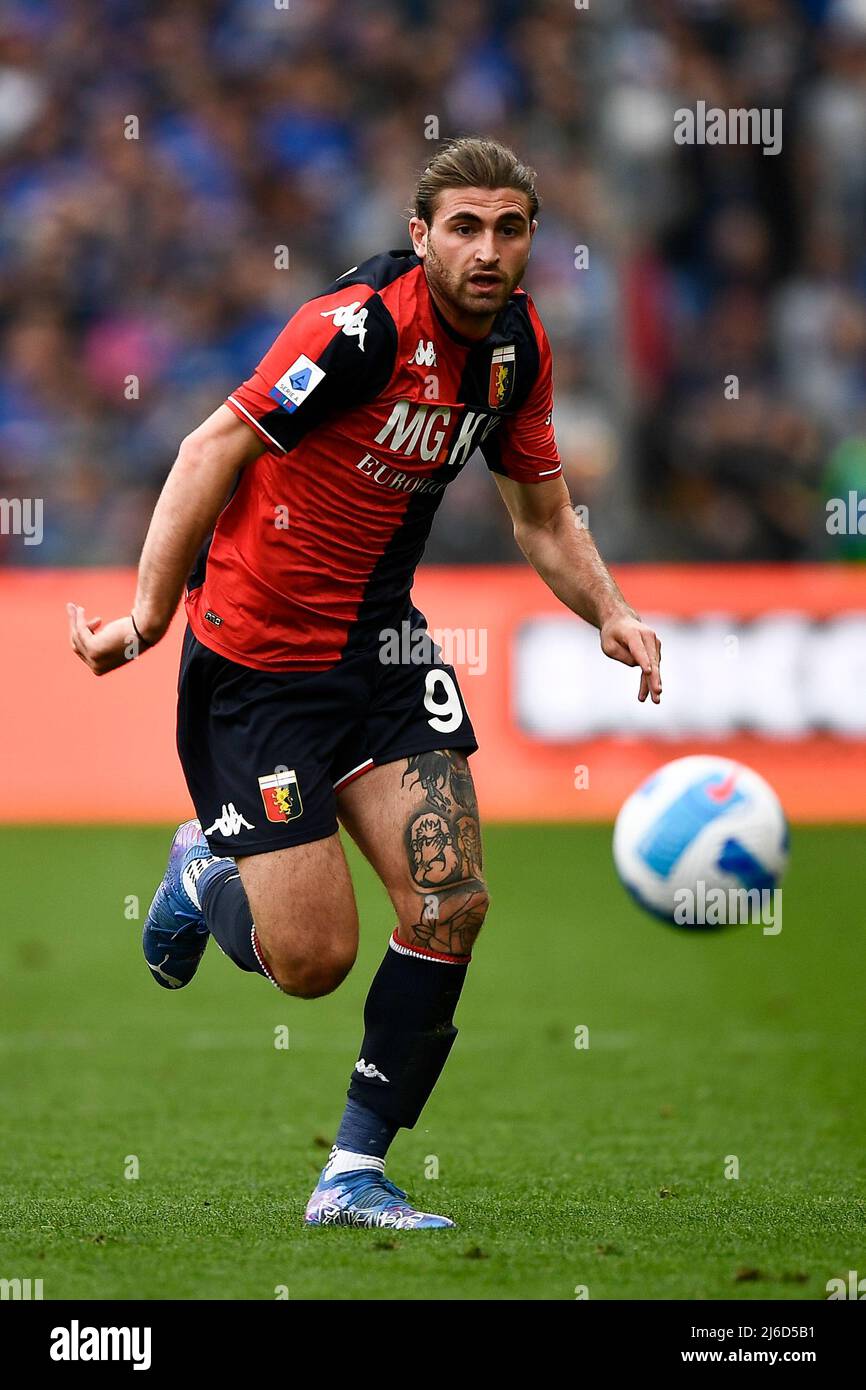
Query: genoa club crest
488,344,515,409
258,769,303,822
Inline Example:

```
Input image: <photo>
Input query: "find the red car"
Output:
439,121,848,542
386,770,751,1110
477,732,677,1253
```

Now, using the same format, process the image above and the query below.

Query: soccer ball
612,755,789,927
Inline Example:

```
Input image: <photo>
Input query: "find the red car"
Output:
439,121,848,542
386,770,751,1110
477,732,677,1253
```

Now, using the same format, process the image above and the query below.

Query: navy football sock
334,1098,398,1161
198,862,274,983
343,931,470,1135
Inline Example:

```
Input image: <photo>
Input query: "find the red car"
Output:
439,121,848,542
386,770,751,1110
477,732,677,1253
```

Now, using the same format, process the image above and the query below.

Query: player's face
410,187,536,337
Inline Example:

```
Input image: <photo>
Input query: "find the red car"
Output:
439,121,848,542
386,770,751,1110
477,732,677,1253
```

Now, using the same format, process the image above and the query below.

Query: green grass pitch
0,824,863,1301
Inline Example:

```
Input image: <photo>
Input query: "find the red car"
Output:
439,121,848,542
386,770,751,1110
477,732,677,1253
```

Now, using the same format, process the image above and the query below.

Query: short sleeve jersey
185,249,561,670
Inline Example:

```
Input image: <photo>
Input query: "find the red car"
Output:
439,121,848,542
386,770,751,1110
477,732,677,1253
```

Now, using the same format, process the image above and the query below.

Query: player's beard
424,236,525,322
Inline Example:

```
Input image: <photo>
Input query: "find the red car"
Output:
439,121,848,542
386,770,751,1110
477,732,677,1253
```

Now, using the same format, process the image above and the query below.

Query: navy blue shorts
176,616,479,857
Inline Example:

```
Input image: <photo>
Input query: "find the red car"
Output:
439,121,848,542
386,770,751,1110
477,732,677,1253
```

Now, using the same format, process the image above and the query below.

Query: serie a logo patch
258,769,304,822
269,355,326,413
488,344,515,409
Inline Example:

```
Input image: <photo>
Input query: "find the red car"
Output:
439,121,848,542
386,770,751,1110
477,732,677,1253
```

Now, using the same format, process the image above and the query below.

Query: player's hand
599,611,662,704
66,603,154,676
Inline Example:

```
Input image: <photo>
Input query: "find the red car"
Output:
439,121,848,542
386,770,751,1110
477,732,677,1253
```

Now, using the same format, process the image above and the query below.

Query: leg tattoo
400,751,487,956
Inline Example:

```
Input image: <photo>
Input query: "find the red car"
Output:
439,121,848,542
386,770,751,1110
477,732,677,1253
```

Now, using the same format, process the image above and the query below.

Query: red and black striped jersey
186,248,561,670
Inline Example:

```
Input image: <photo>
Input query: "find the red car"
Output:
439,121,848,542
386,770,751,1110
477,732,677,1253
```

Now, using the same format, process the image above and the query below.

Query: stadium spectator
0,0,863,566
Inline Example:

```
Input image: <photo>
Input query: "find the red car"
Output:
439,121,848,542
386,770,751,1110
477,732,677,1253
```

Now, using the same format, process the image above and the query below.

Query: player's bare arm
493,471,663,704
67,404,263,676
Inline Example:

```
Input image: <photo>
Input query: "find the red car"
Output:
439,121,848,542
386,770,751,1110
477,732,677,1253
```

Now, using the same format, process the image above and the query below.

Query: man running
68,137,661,1230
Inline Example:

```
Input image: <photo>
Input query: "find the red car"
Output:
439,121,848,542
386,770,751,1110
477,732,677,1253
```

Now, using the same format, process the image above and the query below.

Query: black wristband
130,613,153,651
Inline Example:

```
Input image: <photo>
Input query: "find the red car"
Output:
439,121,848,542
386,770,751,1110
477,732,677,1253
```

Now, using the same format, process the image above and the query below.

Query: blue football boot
305,1154,455,1230
142,819,216,990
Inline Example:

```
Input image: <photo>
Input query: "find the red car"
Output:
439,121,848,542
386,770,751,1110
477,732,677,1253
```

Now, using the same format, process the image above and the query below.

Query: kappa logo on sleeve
320,301,368,351
269,355,326,413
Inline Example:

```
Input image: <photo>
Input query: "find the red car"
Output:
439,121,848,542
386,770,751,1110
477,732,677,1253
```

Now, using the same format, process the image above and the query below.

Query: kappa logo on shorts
205,803,255,836
259,769,304,823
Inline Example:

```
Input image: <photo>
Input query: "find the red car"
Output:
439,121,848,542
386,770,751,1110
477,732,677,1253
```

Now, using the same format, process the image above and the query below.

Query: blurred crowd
1,0,865,567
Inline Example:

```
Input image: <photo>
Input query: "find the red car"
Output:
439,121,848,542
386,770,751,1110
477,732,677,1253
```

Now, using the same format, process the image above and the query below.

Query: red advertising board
2,566,864,823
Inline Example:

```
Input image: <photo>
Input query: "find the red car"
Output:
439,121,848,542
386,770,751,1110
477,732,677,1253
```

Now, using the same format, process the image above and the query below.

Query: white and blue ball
613,755,789,925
